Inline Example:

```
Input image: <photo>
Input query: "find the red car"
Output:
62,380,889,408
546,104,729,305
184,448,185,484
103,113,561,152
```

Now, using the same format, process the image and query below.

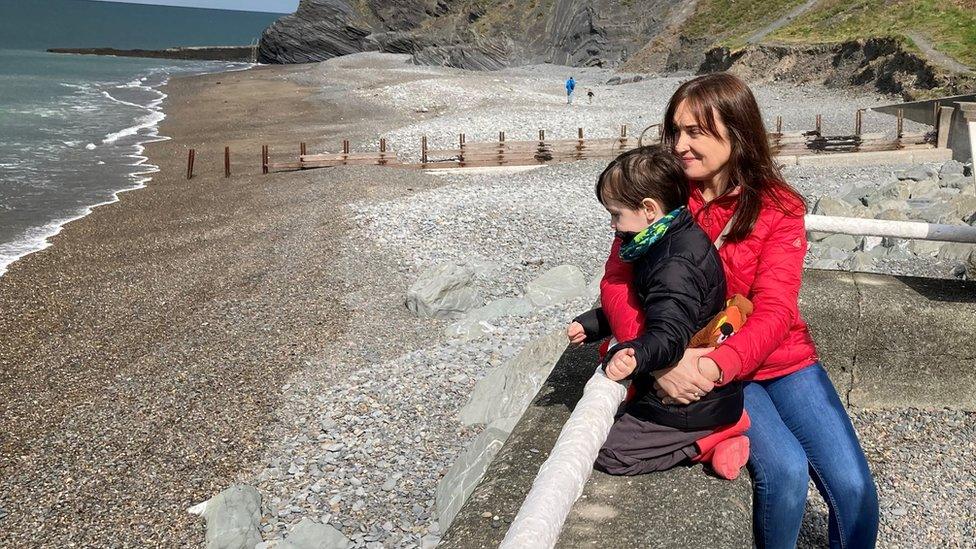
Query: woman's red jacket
600,183,819,383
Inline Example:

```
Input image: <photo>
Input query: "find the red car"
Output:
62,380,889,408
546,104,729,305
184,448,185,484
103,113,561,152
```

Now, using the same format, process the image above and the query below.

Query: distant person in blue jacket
566,76,576,105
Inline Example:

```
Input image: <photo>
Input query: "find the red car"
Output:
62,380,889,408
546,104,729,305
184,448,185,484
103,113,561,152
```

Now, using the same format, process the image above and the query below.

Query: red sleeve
600,237,645,343
706,207,806,381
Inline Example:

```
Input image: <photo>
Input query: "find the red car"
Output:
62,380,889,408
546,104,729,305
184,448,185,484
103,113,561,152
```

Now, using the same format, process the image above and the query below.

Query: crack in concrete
848,272,862,407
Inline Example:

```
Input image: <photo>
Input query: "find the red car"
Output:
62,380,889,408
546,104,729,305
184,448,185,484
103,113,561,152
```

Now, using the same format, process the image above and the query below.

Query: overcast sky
92,0,300,13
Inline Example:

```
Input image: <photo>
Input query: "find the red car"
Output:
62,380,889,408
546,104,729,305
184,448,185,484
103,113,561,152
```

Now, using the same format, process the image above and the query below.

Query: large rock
813,196,854,217
908,239,942,257
906,198,953,224
939,159,966,178
458,330,565,426
279,518,350,549
908,178,941,198
435,415,520,530
896,165,938,182
406,263,483,319
838,183,873,207
445,297,535,340
188,485,262,549
948,194,976,222
863,181,910,208
524,264,588,307
875,208,909,221
820,234,861,252
940,173,973,191
937,242,976,262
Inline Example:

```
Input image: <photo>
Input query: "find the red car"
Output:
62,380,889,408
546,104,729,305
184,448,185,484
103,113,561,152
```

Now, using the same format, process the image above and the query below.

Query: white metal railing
805,215,976,243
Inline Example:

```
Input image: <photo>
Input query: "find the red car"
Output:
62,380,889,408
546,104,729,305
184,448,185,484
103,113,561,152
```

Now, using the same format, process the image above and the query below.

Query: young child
567,145,750,479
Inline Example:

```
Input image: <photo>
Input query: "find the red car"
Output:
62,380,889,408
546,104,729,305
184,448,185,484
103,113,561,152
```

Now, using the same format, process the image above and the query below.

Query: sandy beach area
1,53,972,547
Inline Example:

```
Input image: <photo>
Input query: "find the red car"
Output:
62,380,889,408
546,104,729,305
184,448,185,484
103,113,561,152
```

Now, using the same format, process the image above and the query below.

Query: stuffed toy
689,294,754,349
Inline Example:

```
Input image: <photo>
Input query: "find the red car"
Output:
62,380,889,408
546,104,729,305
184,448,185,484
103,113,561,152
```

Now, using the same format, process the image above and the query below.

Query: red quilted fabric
688,182,819,382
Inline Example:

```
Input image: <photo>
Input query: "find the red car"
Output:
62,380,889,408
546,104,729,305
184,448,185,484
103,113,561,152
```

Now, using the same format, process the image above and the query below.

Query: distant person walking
566,76,576,105
586,88,594,104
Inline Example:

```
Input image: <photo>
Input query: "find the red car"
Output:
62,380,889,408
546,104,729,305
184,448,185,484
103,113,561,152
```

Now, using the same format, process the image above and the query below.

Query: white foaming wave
0,72,179,277
0,140,165,278
102,109,166,144
100,89,149,110
59,82,91,91
1,63,255,278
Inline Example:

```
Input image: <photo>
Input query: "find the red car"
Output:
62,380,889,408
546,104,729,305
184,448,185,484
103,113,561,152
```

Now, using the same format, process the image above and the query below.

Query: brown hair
661,72,805,242
595,145,689,212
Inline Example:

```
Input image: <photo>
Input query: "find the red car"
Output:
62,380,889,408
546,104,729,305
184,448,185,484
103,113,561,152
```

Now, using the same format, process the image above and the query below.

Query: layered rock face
258,0,372,64
258,0,678,70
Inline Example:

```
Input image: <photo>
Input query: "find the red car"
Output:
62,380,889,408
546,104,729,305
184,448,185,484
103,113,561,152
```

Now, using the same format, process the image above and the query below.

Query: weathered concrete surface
800,270,859,398
846,273,976,409
803,270,976,410
48,46,256,62
439,343,752,548
558,465,751,548
776,148,953,168
442,269,976,546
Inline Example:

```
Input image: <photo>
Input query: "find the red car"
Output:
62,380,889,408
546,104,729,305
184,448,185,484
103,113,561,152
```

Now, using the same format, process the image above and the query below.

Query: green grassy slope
770,0,976,68
680,0,975,70
682,0,812,49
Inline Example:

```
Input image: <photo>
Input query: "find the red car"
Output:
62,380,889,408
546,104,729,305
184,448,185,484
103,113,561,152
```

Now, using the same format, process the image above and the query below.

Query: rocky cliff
258,0,681,70
700,38,976,101
258,0,975,100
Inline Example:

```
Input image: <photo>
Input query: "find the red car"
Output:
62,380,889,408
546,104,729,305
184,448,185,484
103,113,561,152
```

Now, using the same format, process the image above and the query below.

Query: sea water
0,0,287,276
0,49,249,276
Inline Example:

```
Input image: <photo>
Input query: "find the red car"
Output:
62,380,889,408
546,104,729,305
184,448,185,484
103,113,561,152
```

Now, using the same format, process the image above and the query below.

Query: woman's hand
653,347,716,405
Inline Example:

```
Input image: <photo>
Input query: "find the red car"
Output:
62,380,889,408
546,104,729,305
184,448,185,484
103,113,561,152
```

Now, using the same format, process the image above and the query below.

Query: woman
652,73,879,548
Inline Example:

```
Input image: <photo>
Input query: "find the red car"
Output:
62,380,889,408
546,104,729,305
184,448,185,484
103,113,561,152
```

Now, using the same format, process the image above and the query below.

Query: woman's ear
641,198,663,222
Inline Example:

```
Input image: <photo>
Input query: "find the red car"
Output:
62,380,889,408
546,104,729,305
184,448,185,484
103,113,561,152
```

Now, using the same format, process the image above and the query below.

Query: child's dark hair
595,145,689,212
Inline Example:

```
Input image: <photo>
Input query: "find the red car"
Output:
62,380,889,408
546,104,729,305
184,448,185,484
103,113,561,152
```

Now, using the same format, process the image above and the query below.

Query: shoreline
0,60,254,277
0,61,385,547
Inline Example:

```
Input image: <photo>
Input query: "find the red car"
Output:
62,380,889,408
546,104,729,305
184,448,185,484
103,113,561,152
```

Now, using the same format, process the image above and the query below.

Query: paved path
905,31,975,75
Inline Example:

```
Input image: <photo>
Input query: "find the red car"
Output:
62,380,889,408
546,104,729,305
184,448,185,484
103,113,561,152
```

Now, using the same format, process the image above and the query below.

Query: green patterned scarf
619,206,685,262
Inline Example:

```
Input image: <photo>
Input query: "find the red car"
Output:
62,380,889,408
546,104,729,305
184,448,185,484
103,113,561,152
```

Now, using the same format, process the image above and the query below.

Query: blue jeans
745,363,879,548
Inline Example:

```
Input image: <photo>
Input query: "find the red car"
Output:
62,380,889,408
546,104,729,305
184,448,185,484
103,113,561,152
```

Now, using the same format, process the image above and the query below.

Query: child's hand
566,321,586,346
606,348,637,381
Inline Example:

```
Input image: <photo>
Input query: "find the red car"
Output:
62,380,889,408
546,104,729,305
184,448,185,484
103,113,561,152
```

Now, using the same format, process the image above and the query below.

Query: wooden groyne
177,111,947,178
261,113,937,174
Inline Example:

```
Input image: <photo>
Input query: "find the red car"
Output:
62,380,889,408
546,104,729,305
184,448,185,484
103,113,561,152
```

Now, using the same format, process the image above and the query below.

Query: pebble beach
0,53,973,548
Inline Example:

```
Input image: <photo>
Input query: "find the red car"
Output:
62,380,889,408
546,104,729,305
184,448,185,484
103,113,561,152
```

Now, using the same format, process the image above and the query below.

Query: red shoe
710,435,750,480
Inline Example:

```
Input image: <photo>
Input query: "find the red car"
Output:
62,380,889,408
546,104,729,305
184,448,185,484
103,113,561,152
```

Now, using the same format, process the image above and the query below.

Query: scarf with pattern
618,206,685,262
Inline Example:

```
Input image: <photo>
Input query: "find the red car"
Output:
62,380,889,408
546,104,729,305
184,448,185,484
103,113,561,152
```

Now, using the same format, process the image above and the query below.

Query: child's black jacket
576,208,744,430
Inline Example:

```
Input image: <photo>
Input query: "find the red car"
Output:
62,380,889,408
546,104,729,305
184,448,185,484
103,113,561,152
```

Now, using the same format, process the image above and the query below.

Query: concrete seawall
440,269,976,547
47,46,257,62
